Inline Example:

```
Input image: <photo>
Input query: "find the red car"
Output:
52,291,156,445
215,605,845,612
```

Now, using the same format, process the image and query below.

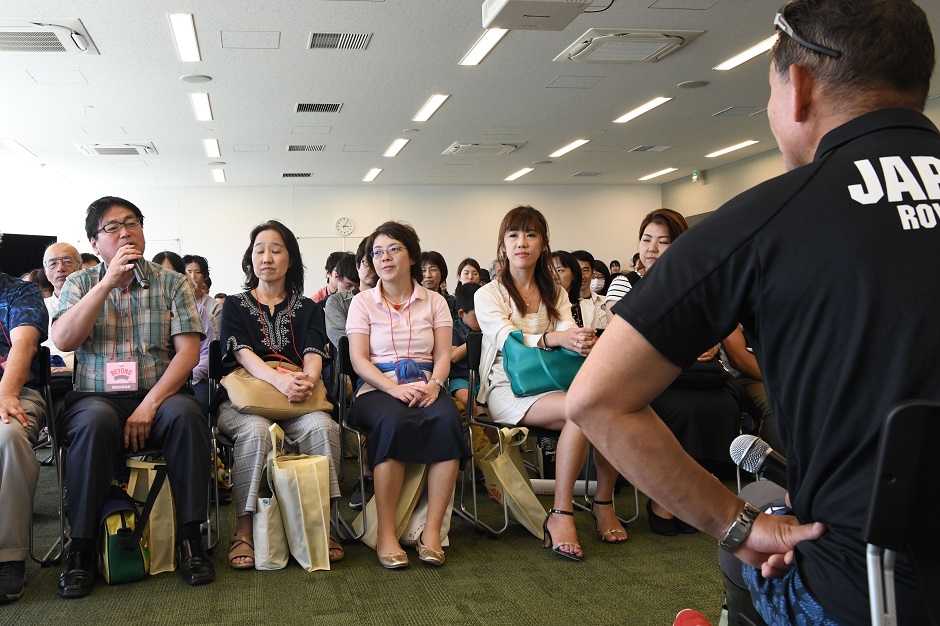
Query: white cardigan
474,280,576,402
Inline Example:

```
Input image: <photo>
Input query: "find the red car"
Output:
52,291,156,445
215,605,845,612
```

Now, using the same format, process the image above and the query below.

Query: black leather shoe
177,539,215,586
646,499,678,537
58,550,97,598
675,517,699,534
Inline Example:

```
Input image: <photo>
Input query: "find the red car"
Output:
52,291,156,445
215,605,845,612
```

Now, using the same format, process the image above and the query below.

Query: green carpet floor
10,457,730,625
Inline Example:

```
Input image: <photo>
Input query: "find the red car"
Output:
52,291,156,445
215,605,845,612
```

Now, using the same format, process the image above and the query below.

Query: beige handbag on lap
222,360,332,420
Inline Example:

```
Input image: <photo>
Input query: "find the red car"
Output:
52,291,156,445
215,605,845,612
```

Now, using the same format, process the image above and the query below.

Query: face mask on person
590,278,604,293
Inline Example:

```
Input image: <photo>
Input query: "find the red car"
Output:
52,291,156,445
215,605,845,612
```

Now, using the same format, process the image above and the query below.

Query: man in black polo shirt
568,1,936,623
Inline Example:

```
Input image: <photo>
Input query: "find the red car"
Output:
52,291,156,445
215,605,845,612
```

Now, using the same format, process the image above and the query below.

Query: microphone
729,434,787,486
132,259,150,289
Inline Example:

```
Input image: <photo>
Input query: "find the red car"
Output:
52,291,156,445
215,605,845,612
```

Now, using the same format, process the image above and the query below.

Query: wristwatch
719,502,760,552
430,377,446,390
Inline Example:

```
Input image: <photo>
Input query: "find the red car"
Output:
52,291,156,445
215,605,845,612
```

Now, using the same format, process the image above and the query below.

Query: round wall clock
335,216,354,236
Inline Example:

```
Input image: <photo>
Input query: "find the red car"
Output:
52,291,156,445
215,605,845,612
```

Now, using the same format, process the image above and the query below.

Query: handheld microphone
729,434,787,486
132,259,150,289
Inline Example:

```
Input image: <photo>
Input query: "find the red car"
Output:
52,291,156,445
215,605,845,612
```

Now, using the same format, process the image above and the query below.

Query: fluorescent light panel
714,35,776,71
190,93,213,121
383,138,409,157
638,167,678,181
363,168,382,182
203,138,221,158
505,167,534,181
549,139,590,158
459,29,508,66
412,95,449,122
706,140,759,158
168,13,201,62
1,139,38,159
613,97,672,124
212,168,225,183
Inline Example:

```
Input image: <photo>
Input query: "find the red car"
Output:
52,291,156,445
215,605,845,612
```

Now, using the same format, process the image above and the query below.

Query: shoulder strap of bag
121,465,167,550
535,347,567,392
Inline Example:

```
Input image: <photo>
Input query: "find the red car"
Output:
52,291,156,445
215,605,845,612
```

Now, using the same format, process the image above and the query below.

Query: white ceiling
1,0,939,188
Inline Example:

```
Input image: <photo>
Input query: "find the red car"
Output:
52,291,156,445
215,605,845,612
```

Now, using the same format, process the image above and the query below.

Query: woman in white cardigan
475,205,627,561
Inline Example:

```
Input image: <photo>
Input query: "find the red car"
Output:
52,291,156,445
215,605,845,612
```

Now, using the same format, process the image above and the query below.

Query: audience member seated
52,196,214,598
325,238,375,350
551,250,585,327
41,243,82,400
449,282,486,420
476,206,626,561
213,292,227,307
310,251,345,303
591,260,611,297
21,269,53,299
571,250,608,330
0,267,48,604
456,258,481,286
607,208,739,536
79,253,99,269
420,250,457,320
347,221,469,569
152,251,216,411
217,220,343,569
182,254,222,339
609,259,620,274
720,325,781,453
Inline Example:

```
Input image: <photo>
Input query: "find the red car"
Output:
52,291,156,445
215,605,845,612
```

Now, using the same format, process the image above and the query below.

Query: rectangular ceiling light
190,93,213,121
613,97,672,124
383,138,409,157
1,139,38,160
212,168,225,183
713,35,776,71
638,167,678,181
459,29,508,66
168,13,201,62
413,95,449,122
363,167,382,182
203,138,221,158
505,167,534,181
549,139,590,158
706,140,759,158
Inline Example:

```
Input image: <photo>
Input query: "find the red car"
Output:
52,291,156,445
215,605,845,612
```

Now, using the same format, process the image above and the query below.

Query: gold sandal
591,500,628,544
228,534,255,570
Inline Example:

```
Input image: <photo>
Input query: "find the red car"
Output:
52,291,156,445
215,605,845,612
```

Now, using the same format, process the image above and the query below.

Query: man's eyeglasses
774,7,842,59
43,257,77,270
97,217,142,235
371,245,405,258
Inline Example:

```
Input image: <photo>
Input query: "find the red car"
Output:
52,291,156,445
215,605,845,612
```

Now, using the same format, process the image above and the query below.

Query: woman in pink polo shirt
346,221,470,569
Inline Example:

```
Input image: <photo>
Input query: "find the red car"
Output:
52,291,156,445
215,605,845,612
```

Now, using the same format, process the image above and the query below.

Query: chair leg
455,419,510,536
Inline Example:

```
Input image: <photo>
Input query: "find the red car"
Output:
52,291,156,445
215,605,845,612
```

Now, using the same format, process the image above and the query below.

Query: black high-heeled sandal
542,509,583,561
590,500,628,543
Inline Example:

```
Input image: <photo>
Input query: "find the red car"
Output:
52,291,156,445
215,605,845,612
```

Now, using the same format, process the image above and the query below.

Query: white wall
2,176,661,294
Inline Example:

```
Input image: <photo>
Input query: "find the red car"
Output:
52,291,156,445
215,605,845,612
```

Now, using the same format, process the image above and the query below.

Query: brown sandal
228,534,255,569
329,536,345,562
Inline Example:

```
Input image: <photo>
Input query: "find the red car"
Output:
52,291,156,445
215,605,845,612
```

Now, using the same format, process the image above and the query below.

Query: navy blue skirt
349,390,470,469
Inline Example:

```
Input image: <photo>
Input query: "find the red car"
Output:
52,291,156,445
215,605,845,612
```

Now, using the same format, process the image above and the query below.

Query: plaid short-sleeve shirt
54,260,203,392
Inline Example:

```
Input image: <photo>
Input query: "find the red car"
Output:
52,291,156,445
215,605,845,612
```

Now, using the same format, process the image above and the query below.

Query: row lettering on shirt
846,156,940,230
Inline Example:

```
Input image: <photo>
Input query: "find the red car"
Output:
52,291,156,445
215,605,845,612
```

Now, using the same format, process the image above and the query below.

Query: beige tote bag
353,463,428,550
474,427,546,540
127,458,177,574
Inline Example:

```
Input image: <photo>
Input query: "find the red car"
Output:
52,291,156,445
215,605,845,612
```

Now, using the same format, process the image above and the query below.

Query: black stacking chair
29,346,66,565
333,334,368,541
863,400,939,626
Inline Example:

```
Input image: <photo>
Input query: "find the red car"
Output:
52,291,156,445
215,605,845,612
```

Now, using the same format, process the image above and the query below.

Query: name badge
105,359,138,392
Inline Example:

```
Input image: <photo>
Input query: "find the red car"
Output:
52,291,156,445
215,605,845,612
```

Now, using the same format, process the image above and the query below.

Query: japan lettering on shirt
847,155,940,230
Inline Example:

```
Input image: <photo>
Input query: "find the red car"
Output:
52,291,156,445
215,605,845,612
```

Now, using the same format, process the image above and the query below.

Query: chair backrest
337,335,355,378
863,399,940,624
207,339,223,415
467,331,482,372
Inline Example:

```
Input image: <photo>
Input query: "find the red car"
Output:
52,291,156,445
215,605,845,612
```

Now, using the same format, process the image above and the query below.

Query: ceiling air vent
572,171,606,177
554,28,703,64
0,18,99,55
288,145,325,152
282,172,312,178
308,32,372,50
296,103,342,113
79,142,157,156
442,141,525,156
713,106,767,117
629,145,672,153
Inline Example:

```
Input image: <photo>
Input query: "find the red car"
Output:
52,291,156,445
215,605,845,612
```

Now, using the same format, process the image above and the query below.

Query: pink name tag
105,359,138,392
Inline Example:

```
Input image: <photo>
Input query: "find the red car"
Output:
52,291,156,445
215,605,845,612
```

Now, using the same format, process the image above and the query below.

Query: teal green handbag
501,330,585,397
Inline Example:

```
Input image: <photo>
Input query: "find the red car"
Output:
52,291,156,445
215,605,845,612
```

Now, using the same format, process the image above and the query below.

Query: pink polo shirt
346,280,452,394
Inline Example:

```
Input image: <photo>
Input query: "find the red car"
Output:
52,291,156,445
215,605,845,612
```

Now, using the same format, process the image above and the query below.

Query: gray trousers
0,387,43,562
60,390,209,539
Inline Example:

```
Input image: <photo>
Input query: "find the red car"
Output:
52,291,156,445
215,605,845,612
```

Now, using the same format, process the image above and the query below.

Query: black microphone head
730,434,772,473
